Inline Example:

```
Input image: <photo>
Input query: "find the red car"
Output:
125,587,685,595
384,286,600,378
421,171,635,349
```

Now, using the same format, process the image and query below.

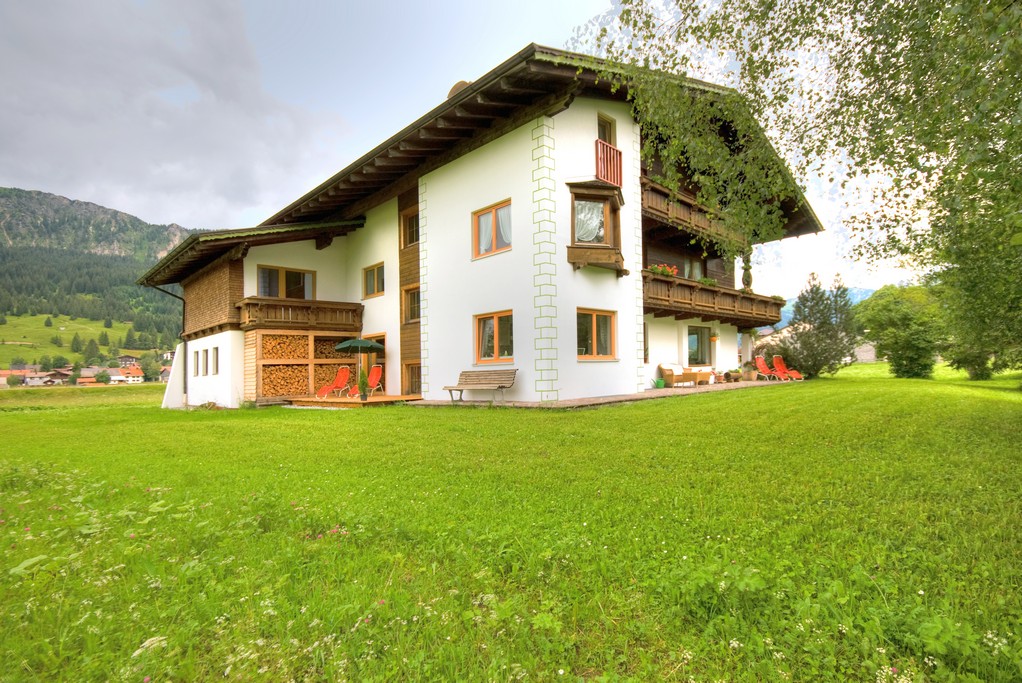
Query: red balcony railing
595,139,622,187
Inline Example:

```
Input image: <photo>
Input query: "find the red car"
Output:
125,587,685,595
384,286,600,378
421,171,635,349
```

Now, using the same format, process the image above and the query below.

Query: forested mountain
0,188,189,342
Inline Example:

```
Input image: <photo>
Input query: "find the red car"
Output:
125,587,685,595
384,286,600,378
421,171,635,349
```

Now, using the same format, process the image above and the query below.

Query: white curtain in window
495,204,512,249
478,317,495,359
477,212,493,253
596,314,612,356
575,200,604,243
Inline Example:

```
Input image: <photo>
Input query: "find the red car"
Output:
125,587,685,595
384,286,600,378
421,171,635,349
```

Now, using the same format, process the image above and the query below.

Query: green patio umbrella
334,337,385,393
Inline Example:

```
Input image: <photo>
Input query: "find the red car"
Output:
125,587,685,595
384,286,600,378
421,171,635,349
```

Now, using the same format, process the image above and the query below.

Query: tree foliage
583,0,1022,374
761,274,855,378
855,285,942,379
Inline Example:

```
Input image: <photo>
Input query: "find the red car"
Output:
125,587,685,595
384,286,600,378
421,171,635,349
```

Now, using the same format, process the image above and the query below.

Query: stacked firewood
262,334,307,359
314,364,346,388
314,338,347,359
261,365,309,396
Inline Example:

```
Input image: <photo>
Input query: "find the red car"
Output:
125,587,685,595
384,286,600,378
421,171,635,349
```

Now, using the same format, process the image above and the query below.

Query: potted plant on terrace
741,361,758,381
357,367,369,402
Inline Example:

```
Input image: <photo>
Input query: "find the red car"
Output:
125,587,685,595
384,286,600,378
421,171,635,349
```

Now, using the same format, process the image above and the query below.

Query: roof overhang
260,43,821,239
137,219,363,287
141,44,821,287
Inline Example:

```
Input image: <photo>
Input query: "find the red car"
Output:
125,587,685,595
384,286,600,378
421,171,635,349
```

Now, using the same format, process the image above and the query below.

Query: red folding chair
366,364,384,396
315,366,351,398
755,355,788,381
772,355,804,381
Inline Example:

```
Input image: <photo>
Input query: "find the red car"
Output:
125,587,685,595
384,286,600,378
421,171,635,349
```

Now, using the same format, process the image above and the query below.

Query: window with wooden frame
363,262,385,299
212,347,219,376
257,265,314,299
473,200,512,258
202,349,209,376
193,350,199,376
475,310,513,363
577,308,616,360
401,209,420,248
566,181,627,274
404,362,422,395
403,286,421,324
597,114,616,145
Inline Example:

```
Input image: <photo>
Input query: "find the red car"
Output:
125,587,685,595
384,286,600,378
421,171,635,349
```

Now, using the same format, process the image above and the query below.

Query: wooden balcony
641,177,747,248
595,139,622,187
642,271,783,328
237,297,363,332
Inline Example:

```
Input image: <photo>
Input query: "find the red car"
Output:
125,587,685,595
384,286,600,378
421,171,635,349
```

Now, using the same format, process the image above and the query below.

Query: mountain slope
0,187,189,262
0,188,188,344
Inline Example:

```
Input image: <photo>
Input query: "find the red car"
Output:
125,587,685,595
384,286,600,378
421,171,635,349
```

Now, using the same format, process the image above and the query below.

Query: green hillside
0,188,189,344
0,313,155,368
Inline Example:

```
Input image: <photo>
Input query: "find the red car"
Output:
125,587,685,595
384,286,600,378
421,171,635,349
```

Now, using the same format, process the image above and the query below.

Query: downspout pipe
150,285,188,407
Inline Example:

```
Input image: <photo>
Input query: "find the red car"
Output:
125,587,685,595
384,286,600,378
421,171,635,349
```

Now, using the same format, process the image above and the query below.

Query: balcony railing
642,271,783,328
640,177,747,248
595,139,622,187
237,297,363,332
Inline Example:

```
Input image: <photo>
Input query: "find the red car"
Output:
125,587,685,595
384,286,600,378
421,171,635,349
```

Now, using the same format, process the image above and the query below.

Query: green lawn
1,367,1020,681
0,313,141,366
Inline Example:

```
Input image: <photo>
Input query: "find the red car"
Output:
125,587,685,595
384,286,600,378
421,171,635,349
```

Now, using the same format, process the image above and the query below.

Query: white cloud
0,0,343,228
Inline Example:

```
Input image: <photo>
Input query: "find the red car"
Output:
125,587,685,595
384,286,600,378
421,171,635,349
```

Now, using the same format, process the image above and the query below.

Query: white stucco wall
419,123,535,400
162,330,245,408
548,98,645,400
419,96,646,402
343,199,401,393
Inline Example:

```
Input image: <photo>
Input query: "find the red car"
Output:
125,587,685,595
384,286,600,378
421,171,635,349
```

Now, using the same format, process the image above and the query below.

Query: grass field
1,366,1020,681
0,314,141,367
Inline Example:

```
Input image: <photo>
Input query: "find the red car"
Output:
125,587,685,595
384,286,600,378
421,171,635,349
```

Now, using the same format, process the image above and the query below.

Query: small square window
475,311,513,363
473,201,512,257
577,309,616,359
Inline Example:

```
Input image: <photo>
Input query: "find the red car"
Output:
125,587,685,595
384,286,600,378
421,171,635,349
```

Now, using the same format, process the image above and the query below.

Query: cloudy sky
0,0,915,298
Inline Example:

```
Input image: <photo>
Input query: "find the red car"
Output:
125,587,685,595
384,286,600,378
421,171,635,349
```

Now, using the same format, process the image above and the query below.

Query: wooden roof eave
137,219,365,287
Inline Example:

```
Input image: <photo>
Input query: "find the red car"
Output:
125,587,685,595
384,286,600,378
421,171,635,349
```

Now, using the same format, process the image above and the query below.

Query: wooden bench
443,369,517,403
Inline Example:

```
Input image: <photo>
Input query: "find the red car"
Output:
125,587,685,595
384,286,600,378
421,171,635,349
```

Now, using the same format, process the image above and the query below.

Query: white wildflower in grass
729,639,743,650
838,623,848,635
918,590,924,596
983,630,1008,656
131,636,168,658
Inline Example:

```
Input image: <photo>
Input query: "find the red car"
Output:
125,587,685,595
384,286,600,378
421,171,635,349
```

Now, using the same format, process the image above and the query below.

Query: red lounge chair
315,366,351,398
772,355,805,381
366,364,384,397
755,355,788,381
